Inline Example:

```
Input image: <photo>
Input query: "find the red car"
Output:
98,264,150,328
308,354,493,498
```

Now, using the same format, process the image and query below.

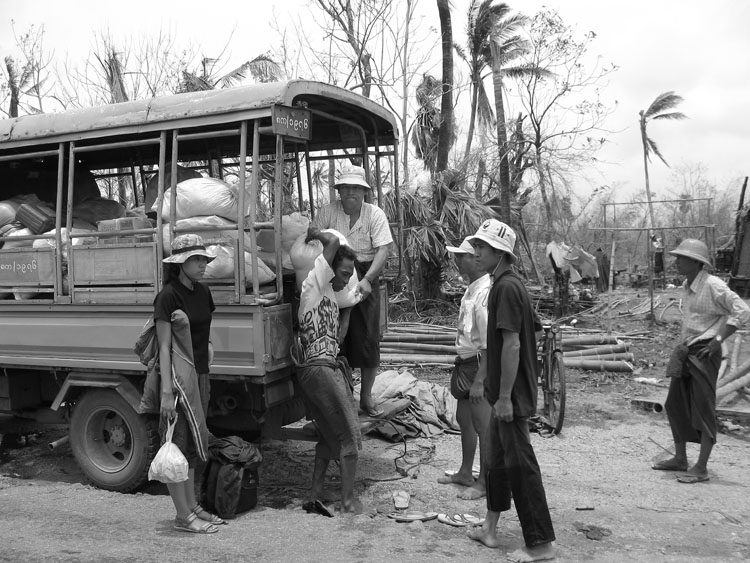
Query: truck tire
69,389,159,493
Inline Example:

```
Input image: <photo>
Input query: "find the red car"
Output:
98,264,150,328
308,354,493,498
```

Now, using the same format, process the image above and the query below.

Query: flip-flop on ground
437,513,484,527
386,511,438,522
391,489,410,510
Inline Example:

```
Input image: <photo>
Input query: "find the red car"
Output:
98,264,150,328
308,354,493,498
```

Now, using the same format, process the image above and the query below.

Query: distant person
594,247,610,292
312,164,393,418
652,239,750,483
465,220,556,563
296,226,365,513
437,237,491,501
154,234,224,534
652,235,665,275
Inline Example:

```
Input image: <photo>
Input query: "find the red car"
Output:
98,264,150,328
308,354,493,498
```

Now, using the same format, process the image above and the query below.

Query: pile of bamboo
560,332,634,373
717,330,750,407
380,322,456,366
380,322,634,373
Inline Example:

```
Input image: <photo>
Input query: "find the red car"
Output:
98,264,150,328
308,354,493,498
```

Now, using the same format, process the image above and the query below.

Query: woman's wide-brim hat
162,233,216,264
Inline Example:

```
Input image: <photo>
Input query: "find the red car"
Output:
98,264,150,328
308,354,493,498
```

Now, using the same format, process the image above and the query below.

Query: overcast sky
1,0,748,201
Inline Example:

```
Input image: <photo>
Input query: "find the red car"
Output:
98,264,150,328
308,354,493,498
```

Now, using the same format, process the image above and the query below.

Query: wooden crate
71,243,158,286
0,247,56,293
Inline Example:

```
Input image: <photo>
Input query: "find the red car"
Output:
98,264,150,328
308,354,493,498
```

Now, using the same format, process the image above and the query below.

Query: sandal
174,511,220,534
192,504,227,525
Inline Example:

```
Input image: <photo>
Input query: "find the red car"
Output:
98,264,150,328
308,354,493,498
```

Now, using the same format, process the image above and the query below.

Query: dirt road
3,376,750,562
3,296,750,562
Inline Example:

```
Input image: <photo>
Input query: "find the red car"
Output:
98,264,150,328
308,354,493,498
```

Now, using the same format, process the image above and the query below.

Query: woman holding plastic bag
154,234,225,534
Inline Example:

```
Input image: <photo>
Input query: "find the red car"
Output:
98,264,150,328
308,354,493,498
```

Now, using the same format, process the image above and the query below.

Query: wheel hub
109,425,127,448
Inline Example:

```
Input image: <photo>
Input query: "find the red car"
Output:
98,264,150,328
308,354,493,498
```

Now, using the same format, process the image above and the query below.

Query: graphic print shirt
298,254,340,362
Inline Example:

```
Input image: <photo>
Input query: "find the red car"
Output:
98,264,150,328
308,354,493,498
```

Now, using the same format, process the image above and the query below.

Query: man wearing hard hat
652,239,750,484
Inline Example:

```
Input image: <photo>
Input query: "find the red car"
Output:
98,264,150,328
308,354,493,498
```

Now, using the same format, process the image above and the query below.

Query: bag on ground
201,436,262,519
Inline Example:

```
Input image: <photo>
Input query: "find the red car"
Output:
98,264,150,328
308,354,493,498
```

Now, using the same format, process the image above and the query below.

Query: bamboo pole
561,334,621,347
563,358,634,372
382,334,455,343
717,356,750,389
563,344,629,357
717,372,750,400
380,343,457,354
564,352,634,362
380,353,455,365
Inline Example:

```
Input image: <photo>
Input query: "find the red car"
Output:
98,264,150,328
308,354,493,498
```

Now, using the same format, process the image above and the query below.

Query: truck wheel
69,389,159,493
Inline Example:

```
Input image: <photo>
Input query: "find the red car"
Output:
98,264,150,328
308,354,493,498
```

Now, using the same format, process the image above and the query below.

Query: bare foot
458,484,486,500
467,525,500,548
438,473,475,487
340,498,375,516
651,456,688,471
507,543,555,562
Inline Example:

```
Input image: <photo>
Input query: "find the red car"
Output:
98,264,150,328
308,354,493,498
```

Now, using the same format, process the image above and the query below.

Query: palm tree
178,53,282,93
458,1,532,160
639,91,687,229
488,4,533,223
411,74,442,173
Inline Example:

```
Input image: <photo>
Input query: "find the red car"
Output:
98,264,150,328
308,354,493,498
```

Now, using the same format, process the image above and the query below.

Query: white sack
289,230,361,308
159,178,250,221
204,244,276,286
161,215,254,256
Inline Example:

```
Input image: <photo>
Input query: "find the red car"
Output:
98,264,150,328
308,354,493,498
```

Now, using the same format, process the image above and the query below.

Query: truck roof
0,80,399,152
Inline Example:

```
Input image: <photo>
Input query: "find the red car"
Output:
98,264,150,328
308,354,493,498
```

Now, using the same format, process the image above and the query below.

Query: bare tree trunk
490,25,511,224
435,0,453,174
534,151,554,245
464,80,479,160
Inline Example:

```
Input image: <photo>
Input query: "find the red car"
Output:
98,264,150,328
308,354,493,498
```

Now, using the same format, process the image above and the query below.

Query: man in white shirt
437,237,492,500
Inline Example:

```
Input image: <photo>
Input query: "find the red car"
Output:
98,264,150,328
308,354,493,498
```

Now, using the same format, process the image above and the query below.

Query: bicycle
537,320,567,434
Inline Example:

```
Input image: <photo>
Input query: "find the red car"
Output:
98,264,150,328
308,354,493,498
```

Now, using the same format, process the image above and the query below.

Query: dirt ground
2,287,750,562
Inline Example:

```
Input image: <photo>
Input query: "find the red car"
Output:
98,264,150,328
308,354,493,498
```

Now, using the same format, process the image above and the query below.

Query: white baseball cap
467,219,517,263
446,237,474,254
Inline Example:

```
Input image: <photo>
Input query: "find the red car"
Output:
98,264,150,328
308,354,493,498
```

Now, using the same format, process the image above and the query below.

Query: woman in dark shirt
155,234,223,534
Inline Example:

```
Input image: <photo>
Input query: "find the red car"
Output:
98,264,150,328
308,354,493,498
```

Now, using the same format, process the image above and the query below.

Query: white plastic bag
148,416,189,483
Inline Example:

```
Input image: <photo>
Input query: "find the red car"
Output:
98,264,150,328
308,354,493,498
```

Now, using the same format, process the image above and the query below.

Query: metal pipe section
48,435,69,451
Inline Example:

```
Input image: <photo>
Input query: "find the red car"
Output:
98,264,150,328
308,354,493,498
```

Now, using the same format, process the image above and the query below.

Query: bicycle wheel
545,351,566,434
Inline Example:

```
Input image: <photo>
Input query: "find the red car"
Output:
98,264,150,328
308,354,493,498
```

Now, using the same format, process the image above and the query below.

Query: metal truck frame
0,80,399,492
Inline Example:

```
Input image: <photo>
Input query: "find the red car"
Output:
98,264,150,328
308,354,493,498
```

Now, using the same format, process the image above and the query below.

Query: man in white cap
312,164,393,417
437,237,491,500
652,239,750,484
465,219,556,563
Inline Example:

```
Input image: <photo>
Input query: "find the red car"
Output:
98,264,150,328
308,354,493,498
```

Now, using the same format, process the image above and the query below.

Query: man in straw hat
465,219,556,562
437,237,491,501
652,238,750,484
312,164,393,418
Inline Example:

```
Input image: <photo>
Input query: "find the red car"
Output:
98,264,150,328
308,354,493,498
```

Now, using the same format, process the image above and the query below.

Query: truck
0,80,399,492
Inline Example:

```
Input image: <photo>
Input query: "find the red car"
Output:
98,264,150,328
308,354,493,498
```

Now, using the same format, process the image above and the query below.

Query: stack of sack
156,176,275,286
0,193,127,299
